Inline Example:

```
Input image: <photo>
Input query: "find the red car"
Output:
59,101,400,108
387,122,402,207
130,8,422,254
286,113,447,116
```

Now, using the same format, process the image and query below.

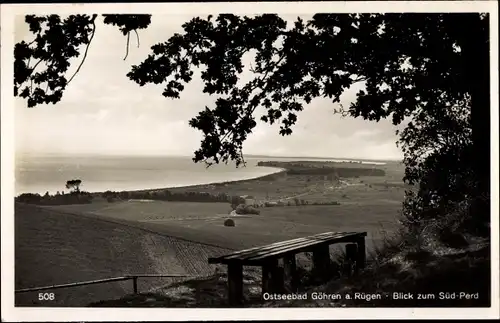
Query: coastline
15,166,287,196
16,157,390,197
120,167,288,194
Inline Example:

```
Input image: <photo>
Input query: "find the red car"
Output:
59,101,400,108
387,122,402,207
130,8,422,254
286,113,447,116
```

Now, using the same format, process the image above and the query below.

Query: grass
43,160,406,253
264,237,491,307
45,199,402,252
89,267,265,307
159,161,408,203
46,200,232,222
87,227,490,308
14,203,230,307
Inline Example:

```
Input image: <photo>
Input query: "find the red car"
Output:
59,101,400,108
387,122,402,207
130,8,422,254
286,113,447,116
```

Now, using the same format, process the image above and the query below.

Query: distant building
265,201,278,207
239,195,255,205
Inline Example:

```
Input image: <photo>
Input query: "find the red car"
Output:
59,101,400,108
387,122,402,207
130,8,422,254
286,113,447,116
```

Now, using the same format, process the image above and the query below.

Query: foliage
102,14,152,60
235,204,260,215
125,14,488,168
230,195,245,210
16,191,93,205
102,14,152,35
15,14,97,107
16,193,42,204
101,189,231,203
65,179,82,193
14,14,151,107
258,161,385,178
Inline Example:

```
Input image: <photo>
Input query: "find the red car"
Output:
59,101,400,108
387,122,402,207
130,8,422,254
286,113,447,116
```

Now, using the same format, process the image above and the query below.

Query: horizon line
15,150,402,162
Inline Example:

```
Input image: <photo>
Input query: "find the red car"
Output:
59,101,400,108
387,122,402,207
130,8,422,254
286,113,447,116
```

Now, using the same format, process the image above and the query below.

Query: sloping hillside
14,203,231,306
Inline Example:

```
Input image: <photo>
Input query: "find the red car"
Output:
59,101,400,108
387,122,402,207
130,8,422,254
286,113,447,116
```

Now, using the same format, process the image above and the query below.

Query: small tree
65,179,82,193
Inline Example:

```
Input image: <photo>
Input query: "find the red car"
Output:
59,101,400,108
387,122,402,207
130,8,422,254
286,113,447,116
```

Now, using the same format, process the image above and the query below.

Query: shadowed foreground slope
14,203,231,306
90,237,490,308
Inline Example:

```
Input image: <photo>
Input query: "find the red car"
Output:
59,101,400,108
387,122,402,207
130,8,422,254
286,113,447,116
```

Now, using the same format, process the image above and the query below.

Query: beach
15,154,287,195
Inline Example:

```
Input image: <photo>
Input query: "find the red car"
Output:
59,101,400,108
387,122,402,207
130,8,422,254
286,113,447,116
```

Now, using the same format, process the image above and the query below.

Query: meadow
15,203,231,307
46,160,406,249
47,199,402,252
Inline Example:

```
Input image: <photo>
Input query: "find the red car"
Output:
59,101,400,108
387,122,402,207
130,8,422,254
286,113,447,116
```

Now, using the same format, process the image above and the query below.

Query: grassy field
15,159,410,307
14,203,230,307
44,160,407,250
47,199,401,251
134,160,410,203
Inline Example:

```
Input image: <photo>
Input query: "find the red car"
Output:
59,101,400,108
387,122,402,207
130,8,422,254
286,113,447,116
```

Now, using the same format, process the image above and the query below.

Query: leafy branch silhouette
14,14,151,108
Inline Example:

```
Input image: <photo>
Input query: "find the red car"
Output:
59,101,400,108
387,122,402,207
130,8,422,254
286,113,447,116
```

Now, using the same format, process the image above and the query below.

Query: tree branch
27,32,41,47
333,103,350,118
353,76,367,82
67,18,97,86
249,62,257,73
210,53,287,166
134,29,140,48
27,59,44,79
123,31,131,60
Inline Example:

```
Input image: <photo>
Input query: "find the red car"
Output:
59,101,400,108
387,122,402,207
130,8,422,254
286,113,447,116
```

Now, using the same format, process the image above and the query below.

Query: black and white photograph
1,1,499,321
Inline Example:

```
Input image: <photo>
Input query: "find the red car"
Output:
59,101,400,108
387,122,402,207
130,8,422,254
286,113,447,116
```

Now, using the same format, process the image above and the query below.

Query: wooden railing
15,274,198,295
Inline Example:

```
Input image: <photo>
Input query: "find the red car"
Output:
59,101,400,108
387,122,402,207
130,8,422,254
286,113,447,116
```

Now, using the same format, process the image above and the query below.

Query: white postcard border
1,1,498,321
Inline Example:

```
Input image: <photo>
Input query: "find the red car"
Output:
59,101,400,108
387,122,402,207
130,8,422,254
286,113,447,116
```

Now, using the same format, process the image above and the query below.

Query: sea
14,153,388,196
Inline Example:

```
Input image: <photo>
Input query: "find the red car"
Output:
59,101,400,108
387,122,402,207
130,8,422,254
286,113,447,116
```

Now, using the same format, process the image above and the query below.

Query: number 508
38,292,55,301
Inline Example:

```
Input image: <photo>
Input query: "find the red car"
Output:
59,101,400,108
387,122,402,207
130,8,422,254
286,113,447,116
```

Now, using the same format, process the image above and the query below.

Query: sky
14,14,404,160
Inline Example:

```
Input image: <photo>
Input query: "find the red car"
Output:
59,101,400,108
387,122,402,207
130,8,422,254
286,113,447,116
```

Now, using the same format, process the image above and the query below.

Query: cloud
86,109,109,122
353,129,383,139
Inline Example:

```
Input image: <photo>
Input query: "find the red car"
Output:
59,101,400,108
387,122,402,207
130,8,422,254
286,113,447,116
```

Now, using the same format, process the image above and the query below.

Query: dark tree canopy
65,179,82,193
14,13,491,232
125,14,488,168
14,14,151,107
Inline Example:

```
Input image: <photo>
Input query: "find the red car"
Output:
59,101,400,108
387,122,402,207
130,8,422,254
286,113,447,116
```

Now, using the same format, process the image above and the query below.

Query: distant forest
257,161,386,177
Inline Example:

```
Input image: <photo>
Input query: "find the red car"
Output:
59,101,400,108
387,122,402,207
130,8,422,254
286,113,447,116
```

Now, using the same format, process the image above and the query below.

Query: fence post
133,276,138,294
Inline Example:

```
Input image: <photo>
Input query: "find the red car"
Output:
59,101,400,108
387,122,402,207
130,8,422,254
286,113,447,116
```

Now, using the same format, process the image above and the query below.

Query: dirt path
279,190,314,201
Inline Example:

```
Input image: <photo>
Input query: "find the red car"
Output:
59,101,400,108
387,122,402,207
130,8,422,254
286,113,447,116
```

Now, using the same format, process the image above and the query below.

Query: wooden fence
15,274,198,295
